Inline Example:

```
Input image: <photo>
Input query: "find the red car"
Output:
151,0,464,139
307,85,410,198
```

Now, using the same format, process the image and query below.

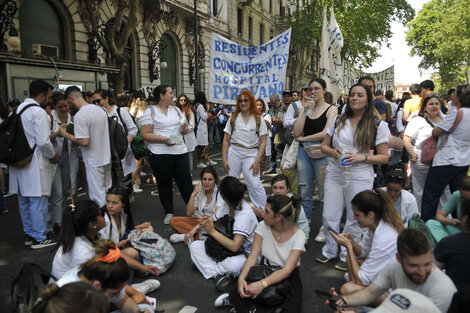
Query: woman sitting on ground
189,176,258,291
214,194,306,313
56,239,153,313
169,166,223,244
52,200,105,280
330,189,404,295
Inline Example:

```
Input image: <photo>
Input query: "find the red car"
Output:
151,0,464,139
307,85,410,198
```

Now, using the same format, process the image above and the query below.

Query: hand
329,231,351,247
295,135,305,141
135,222,151,231
249,161,260,177
251,205,265,219
130,289,148,304
117,238,130,248
245,281,264,298
238,279,250,298
143,265,160,276
410,153,418,162
223,160,230,174
181,123,188,135
163,137,176,146
330,148,342,159
325,287,347,309
341,152,366,164
201,216,215,234
193,182,203,195
49,154,60,164
58,124,67,136
184,228,197,245
448,218,461,226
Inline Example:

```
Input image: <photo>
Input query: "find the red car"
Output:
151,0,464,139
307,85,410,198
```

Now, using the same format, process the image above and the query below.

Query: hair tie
69,204,76,213
96,247,122,263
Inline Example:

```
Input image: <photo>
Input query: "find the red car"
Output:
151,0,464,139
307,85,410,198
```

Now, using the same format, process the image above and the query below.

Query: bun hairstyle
153,85,171,103
60,200,103,253
383,163,407,187
79,240,129,290
32,282,108,313
351,189,404,233
266,194,301,228
219,176,247,210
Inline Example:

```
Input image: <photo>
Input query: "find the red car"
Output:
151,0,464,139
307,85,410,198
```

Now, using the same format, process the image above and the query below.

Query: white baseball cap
372,289,440,313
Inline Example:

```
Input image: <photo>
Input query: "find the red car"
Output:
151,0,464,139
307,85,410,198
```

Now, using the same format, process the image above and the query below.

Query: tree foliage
406,0,470,91
288,0,414,76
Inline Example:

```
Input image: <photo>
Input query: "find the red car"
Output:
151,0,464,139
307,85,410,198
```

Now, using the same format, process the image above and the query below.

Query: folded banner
209,28,292,104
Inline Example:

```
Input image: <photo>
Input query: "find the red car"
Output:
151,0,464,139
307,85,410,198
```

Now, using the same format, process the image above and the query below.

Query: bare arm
222,132,231,173
321,134,341,159
59,127,90,146
297,106,338,142
403,135,417,162
342,283,386,308
432,125,445,138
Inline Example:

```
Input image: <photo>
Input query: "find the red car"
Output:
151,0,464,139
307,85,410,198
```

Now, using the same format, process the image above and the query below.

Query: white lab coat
196,103,208,146
183,112,197,152
9,99,56,197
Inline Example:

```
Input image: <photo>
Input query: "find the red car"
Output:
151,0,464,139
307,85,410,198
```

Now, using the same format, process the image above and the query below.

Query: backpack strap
16,103,38,116
292,101,300,118
116,107,128,135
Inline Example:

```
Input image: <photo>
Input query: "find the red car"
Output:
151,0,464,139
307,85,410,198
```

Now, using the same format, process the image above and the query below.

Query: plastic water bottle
168,117,186,144
340,152,351,187
306,95,315,117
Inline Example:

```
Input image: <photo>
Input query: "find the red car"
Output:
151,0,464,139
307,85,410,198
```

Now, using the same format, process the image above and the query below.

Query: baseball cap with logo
282,89,292,96
372,289,440,313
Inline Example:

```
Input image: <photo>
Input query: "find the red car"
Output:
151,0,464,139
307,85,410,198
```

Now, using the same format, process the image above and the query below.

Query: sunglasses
93,98,102,104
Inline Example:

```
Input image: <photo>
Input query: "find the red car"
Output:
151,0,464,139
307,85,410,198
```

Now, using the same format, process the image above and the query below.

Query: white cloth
373,261,457,312
385,100,398,118
51,236,94,280
195,104,208,146
404,115,435,162
396,107,405,133
193,186,223,217
110,106,137,176
183,112,197,152
433,108,470,167
50,110,72,157
227,145,267,209
99,212,128,244
85,163,112,208
380,187,418,225
255,221,305,267
9,99,56,197
224,114,268,149
282,101,302,128
262,113,272,156
74,104,111,168
357,220,398,286
139,105,188,155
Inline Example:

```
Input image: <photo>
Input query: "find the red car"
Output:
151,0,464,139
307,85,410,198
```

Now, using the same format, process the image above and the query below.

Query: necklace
272,228,282,240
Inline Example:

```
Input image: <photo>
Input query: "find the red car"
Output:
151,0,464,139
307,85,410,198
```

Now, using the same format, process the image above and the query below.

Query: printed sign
343,65,395,94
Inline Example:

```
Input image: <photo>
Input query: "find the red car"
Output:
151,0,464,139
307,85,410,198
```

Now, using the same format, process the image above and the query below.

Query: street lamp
0,0,19,51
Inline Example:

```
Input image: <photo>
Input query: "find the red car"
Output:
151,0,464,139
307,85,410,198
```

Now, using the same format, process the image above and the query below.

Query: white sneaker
196,163,207,168
164,213,174,225
131,279,161,294
314,226,326,243
170,233,185,244
150,189,159,196
207,160,217,165
214,293,231,308
133,184,143,193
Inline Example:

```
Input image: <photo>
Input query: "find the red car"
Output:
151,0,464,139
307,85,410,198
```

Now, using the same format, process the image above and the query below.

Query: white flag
319,6,344,102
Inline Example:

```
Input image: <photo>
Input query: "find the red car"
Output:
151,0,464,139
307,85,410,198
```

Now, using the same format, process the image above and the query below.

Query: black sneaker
31,237,57,249
24,235,33,246
53,223,61,237
214,274,231,292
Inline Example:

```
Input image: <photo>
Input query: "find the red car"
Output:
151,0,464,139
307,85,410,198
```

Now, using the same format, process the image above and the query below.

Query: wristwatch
261,279,268,288
363,154,368,162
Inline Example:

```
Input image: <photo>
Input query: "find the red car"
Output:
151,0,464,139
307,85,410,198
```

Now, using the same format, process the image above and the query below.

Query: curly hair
234,90,258,116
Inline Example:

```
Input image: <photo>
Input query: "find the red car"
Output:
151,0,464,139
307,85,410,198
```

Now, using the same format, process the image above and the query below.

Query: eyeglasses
426,93,438,98
93,98,102,104
238,99,249,103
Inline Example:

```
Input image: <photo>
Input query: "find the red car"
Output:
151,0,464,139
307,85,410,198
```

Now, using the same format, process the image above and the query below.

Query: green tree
406,0,470,91
287,0,414,86
78,0,139,93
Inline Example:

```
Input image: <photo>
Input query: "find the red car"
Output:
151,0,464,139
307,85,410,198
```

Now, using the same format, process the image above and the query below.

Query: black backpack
0,103,37,166
11,263,55,313
103,107,128,161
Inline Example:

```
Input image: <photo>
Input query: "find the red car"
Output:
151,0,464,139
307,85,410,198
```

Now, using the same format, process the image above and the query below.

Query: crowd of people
1,77,469,313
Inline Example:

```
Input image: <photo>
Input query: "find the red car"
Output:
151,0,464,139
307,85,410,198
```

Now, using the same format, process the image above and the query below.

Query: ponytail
375,189,404,233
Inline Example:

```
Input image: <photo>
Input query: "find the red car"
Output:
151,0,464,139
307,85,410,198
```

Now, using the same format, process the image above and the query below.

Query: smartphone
146,296,157,309
315,289,340,310
328,226,338,235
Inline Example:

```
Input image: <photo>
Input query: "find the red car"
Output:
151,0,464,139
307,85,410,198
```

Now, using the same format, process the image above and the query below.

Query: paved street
0,146,345,312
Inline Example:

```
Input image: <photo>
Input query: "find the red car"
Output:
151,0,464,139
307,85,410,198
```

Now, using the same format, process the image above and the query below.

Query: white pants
322,174,373,261
189,240,247,279
410,160,450,212
228,145,267,208
85,163,112,208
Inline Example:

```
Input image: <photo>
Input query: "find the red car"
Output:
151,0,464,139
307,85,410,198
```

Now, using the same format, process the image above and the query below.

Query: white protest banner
319,7,344,102
343,64,395,94
209,28,291,104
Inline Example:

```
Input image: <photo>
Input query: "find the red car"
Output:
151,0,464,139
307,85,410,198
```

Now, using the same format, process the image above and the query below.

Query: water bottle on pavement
306,95,315,117
340,151,352,187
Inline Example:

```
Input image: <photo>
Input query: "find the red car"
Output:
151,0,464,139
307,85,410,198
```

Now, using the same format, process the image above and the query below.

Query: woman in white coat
177,94,197,171
194,91,216,168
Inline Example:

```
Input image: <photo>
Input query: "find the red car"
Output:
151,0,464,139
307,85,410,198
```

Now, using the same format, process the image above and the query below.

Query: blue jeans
297,141,328,221
18,195,48,241
421,165,469,221
49,150,71,224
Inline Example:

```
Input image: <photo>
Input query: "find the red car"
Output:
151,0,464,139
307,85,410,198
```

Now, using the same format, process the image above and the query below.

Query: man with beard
9,80,60,249
330,228,456,312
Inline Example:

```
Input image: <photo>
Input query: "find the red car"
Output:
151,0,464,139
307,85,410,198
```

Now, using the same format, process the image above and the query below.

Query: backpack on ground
408,213,436,251
103,107,128,161
229,113,261,136
0,104,37,167
285,102,300,145
11,263,55,313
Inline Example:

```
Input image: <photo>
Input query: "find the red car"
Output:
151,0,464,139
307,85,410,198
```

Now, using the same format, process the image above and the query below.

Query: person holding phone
329,189,404,296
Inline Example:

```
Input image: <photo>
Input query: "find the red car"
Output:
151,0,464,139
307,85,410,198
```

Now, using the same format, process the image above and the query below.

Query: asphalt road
0,146,345,312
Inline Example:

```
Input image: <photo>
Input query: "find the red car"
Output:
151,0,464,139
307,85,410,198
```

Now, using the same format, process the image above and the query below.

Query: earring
93,226,97,229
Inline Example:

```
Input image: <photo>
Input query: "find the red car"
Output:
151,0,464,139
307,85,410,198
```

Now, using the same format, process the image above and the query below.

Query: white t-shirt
139,105,188,155
51,236,94,280
357,220,398,286
224,114,268,149
193,186,223,217
214,200,258,254
74,104,111,168
433,108,470,167
282,101,302,128
99,212,128,245
373,260,457,312
255,221,305,267
56,267,125,304
326,117,390,178
404,115,436,162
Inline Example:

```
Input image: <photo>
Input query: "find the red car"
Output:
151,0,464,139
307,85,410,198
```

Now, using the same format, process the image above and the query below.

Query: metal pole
194,0,199,93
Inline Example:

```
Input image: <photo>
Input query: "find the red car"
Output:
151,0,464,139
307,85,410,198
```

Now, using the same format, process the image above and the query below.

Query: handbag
283,140,299,170
421,110,463,165
205,215,244,261
300,143,326,159
246,262,291,307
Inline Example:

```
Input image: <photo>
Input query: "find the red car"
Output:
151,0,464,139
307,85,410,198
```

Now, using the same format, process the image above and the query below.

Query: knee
340,282,361,296
122,247,139,259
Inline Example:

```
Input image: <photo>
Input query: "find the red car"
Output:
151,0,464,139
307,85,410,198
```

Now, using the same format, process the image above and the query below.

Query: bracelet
363,154,368,162
261,279,268,288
